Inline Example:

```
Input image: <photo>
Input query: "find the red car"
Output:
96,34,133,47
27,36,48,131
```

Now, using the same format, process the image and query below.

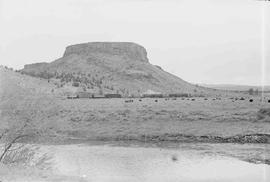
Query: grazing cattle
169,93,189,98
171,155,178,162
240,97,245,100
249,99,253,102
191,99,195,101
268,99,270,103
155,99,158,102
204,98,208,100
139,99,142,102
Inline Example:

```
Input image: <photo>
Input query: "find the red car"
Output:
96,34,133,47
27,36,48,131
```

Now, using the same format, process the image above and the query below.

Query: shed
105,94,122,98
67,95,78,99
76,92,94,98
142,90,163,98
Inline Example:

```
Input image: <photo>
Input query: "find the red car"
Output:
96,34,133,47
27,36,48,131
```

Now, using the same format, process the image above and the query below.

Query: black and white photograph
0,0,270,181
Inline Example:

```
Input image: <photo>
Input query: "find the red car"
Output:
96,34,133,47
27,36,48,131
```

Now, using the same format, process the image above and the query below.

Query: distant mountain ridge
21,42,224,96
199,83,270,92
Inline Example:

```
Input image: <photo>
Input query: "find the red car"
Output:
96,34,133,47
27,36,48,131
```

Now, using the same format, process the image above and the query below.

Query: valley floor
40,96,270,144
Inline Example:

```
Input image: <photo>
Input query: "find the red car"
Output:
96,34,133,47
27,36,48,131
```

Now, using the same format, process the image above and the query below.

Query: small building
105,94,122,98
76,92,94,98
93,94,106,99
67,95,78,99
142,90,163,98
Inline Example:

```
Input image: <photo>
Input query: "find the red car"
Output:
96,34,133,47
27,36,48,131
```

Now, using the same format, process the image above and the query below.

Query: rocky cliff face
63,42,149,63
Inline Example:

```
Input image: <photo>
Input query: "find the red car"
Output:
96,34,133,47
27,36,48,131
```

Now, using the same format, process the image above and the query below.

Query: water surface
40,143,270,182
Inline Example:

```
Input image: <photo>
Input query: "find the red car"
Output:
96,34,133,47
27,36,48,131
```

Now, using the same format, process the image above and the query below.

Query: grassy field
38,96,270,143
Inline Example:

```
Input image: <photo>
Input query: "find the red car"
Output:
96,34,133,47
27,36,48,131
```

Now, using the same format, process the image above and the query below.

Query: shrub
248,88,254,95
1,145,52,169
257,108,270,122
72,82,79,87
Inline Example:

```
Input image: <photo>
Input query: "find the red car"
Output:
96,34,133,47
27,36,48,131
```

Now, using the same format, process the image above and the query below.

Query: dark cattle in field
169,93,189,98
249,99,253,102
191,99,195,101
204,98,208,100
155,100,158,102
139,99,142,102
268,99,270,103
240,97,245,100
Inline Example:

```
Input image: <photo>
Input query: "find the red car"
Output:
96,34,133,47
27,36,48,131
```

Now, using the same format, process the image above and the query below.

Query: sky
0,0,269,85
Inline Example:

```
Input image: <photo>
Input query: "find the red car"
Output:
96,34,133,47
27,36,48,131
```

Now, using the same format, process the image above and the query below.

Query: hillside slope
0,67,63,138
21,42,219,96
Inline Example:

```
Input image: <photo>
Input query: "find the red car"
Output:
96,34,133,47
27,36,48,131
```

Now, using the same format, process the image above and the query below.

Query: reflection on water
40,143,270,182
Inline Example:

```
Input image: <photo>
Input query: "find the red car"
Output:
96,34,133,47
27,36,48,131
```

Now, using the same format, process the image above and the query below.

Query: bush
257,108,270,122
72,82,79,87
1,145,52,169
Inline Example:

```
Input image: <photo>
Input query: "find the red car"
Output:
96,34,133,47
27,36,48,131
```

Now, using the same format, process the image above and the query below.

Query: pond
40,142,270,182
